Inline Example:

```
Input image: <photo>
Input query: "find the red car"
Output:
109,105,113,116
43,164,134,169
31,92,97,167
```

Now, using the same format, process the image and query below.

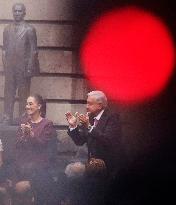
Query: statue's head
12,3,26,22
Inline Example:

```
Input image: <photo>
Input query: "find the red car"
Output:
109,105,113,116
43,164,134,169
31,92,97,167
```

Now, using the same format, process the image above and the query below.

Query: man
65,90,125,178
2,3,39,125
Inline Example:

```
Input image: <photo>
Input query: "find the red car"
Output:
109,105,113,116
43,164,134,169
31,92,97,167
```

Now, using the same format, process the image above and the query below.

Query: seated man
65,162,85,178
85,158,107,178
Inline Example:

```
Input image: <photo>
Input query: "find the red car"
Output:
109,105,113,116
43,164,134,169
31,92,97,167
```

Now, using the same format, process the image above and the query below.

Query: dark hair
30,94,46,118
85,158,107,178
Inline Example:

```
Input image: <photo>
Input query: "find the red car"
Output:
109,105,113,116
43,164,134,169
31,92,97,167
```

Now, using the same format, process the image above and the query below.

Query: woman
15,94,58,205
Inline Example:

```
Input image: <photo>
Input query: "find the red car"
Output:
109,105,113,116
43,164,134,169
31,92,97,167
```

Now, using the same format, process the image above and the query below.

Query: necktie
93,118,98,127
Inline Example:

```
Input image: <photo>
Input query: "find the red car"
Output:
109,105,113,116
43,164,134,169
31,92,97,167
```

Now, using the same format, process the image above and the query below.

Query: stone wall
0,0,88,156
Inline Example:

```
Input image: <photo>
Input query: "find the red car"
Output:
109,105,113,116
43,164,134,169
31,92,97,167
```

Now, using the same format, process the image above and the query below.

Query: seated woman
14,94,58,205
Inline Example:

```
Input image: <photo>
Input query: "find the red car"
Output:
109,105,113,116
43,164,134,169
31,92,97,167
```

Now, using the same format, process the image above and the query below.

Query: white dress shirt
88,109,104,132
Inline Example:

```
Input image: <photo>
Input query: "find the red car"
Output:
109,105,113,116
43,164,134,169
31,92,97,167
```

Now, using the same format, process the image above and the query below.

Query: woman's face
25,96,41,116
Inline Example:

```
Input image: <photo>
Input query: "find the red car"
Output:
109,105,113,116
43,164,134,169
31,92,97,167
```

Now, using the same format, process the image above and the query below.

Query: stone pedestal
0,125,17,162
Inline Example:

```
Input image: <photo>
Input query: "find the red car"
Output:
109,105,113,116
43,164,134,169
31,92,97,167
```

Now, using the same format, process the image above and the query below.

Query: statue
1,3,39,125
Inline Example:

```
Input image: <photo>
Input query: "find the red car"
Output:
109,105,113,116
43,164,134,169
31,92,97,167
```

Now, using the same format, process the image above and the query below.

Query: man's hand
65,112,77,128
77,112,90,128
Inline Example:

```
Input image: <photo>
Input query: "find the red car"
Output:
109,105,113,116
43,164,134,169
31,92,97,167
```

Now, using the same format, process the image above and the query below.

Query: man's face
13,5,25,22
86,96,103,116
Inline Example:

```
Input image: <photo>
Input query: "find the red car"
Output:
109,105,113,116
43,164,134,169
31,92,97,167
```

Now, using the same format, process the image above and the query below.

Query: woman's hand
21,123,34,137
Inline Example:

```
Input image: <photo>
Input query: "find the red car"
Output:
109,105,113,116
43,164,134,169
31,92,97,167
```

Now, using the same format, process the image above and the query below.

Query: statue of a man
1,3,39,125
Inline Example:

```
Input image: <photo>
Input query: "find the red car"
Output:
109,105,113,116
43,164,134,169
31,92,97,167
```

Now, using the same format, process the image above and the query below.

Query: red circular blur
80,6,175,104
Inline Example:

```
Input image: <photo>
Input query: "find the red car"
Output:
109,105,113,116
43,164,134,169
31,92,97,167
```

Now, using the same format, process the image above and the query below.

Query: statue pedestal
0,124,17,162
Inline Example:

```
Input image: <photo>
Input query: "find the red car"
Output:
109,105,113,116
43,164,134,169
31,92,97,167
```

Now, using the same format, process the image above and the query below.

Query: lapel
12,22,27,40
17,23,27,39
87,109,110,159
95,108,109,130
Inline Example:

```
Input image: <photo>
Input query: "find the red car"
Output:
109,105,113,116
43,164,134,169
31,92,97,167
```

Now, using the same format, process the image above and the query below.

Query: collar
94,109,105,121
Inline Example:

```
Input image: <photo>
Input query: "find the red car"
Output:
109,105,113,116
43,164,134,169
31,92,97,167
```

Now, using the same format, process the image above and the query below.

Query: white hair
87,90,108,108
65,162,85,178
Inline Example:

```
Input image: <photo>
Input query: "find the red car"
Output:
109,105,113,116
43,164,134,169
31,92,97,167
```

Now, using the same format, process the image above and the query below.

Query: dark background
73,0,176,46
73,1,176,204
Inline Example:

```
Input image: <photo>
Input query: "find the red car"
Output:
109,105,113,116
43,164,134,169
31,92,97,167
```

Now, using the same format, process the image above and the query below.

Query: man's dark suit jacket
68,108,126,176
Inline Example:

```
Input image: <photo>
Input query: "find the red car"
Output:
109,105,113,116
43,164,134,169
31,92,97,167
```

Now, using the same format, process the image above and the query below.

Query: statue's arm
26,26,39,76
28,26,38,53
2,50,6,68
2,28,7,67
